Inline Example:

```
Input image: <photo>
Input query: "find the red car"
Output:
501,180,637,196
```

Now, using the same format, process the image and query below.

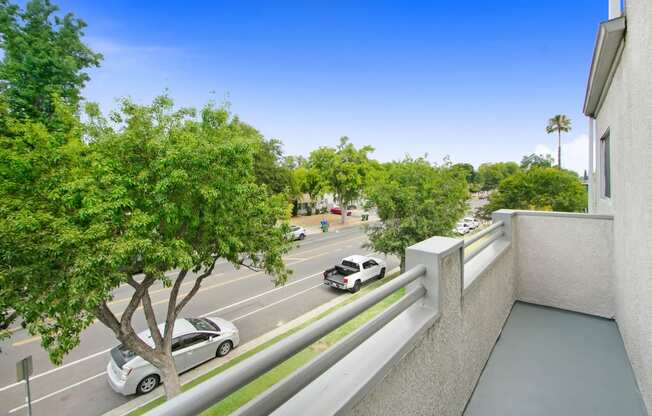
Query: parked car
463,217,479,229
330,206,352,216
289,225,306,240
323,255,386,293
107,317,239,396
455,222,471,235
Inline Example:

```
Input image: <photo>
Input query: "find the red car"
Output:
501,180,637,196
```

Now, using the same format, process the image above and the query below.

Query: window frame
600,130,611,199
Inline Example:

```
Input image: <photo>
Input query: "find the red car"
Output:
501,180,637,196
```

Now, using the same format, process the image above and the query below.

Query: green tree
480,167,587,218
0,96,292,398
477,161,520,190
0,97,80,340
451,163,476,183
252,137,294,195
293,165,327,200
520,153,554,170
365,158,468,270
308,137,374,223
545,114,572,169
0,0,102,128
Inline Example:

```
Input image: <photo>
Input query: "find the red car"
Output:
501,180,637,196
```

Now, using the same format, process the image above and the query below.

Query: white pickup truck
323,255,387,293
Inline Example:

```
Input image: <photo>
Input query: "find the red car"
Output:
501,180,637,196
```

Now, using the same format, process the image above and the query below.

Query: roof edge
583,16,626,117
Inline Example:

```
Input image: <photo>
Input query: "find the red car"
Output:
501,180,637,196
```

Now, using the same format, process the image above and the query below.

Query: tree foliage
308,136,374,222
252,137,294,195
365,158,468,269
477,161,520,190
0,0,102,128
520,153,554,170
292,164,327,201
451,163,476,184
0,95,292,397
0,98,82,339
480,167,587,218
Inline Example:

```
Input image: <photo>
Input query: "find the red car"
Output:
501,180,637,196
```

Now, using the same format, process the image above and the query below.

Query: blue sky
57,1,606,173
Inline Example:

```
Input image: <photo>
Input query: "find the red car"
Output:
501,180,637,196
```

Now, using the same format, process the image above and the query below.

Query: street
0,226,398,416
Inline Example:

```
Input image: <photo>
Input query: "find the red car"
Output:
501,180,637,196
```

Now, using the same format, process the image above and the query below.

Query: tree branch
236,260,264,273
126,275,141,290
162,269,188,345
174,258,219,316
119,275,154,335
95,301,121,335
141,290,163,349
96,289,163,367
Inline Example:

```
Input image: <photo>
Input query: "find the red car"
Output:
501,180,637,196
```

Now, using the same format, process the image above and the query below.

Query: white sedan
107,317,239,395
289,225,306,240
455,222,471,235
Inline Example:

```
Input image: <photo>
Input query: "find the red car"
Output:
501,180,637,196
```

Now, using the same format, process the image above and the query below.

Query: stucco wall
513,212,615,318
592,0,652,410
350,241,516,416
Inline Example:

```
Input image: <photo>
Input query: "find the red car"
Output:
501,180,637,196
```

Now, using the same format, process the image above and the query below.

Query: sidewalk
291,211,378,235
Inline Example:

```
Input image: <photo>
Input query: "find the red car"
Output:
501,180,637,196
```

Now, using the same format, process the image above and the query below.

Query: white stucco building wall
585,0,652,409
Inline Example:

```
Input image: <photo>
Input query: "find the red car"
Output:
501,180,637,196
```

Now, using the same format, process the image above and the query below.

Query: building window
601,131,611,198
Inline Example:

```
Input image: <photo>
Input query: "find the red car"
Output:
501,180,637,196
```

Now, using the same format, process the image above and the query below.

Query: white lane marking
0,348,111,393
8,371,107,414
200,272,322,318
291,227,362,248
232,283,325,322
0,272,324,393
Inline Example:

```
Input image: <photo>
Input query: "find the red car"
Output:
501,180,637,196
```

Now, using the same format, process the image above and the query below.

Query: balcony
146,209,648,416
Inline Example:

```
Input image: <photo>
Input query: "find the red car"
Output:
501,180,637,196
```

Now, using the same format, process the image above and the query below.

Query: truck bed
324,273,347,284
323,264,358,289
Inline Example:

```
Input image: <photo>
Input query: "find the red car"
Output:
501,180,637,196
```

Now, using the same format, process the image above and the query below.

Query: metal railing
146,264,428,416
463,221,505,263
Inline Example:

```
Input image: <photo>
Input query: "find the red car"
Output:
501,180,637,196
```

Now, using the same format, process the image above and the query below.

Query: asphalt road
0,226,398,416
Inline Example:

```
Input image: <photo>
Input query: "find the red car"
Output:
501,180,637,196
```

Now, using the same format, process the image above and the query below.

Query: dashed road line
8,372,107,414
233,283,325,322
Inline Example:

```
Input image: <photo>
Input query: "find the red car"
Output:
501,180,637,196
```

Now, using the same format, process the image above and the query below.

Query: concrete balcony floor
465,302,647,416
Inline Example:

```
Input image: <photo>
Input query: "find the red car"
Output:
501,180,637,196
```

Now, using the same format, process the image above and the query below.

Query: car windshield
291,225,300,231
187,317,220,332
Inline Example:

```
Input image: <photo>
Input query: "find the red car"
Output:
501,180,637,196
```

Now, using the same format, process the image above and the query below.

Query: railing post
405,237,463,313
492,210,515,243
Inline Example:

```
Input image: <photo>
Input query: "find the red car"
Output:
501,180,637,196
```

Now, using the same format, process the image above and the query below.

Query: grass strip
128,273,403,416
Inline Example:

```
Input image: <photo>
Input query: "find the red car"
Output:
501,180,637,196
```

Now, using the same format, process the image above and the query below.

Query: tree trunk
557,131,562,169
160,355,182,399
341,209,346,224
400,255,406,273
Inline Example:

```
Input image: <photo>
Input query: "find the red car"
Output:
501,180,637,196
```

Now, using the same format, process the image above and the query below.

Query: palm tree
546,115,572,169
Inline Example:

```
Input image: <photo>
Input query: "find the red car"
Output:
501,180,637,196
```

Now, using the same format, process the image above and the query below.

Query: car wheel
136,374,160,395
299,233,305,240
377,268,386,279
216,341,233,357
349,280,361,293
